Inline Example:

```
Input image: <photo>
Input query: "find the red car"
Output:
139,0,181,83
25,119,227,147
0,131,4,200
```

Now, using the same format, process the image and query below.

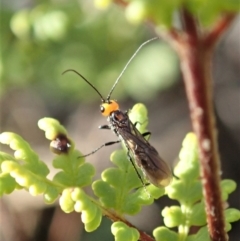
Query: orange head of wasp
100,100,119,117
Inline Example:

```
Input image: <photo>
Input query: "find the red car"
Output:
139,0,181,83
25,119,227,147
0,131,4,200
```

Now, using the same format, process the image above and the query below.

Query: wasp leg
99,125,111,130
133,119,148,127
79,140,120,157
142,131,151,137
127,151,150,197
133,121,142,127
142,131,151,140
133,121,151,140
126,149,147,188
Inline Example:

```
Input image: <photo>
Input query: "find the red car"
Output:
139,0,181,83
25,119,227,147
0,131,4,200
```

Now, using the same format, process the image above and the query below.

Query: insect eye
100,105,105,113
100,101,119,117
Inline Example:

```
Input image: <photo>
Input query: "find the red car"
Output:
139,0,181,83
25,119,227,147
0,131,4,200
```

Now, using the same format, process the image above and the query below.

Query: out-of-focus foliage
1,0,179,103
97,0,240,27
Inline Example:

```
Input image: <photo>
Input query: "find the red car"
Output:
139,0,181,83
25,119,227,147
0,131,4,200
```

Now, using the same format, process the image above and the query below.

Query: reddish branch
178,34,226,241
159,12,236,241
103,208,155,241
204,14,236,49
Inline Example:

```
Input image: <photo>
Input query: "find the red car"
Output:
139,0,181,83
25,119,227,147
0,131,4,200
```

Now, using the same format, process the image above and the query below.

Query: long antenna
106,37,159,101
62,69,105,101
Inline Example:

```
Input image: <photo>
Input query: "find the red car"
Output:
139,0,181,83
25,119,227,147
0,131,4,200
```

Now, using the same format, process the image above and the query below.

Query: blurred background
0,1,239,241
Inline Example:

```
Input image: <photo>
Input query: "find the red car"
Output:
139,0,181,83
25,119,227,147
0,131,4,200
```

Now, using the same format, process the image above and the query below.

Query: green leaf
221,179,236,194
38,118,68,141
225,208,240,223
43,186,59,204
85,207,102,232
38,117,95,187
0,132,60,201
60,187,103,232
186,226,210,241
174,132,199,181
156,133,203,239
166,133,202,205
59,188,75,213
128,103,149,134
153,226,178,241
162,206,184,228
0,117,95,204
0,152,19,195
93,149,165,216
1,160,59,202
189,202,206,226
52,151,95,187
0,132,49,176
221,179,237,201
224,208,240,231
0,172,18,196
166,178,202,205
111,221,139,241
0,151,17,167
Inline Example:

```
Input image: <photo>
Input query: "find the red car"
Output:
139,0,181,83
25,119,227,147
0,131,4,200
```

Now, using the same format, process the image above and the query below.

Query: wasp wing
118,121,172,187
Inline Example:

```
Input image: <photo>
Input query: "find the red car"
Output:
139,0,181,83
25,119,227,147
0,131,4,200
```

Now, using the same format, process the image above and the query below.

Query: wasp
63,38,172,188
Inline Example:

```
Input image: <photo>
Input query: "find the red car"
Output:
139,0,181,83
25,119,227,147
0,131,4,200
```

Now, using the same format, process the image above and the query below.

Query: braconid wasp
63,37,172,189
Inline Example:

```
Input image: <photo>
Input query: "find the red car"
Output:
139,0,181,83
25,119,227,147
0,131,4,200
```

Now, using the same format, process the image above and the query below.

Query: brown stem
204,14,237,49
102,207,155,241
178,37,227,241
156,10,237,241
181,8,198,40
167,12,236,241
